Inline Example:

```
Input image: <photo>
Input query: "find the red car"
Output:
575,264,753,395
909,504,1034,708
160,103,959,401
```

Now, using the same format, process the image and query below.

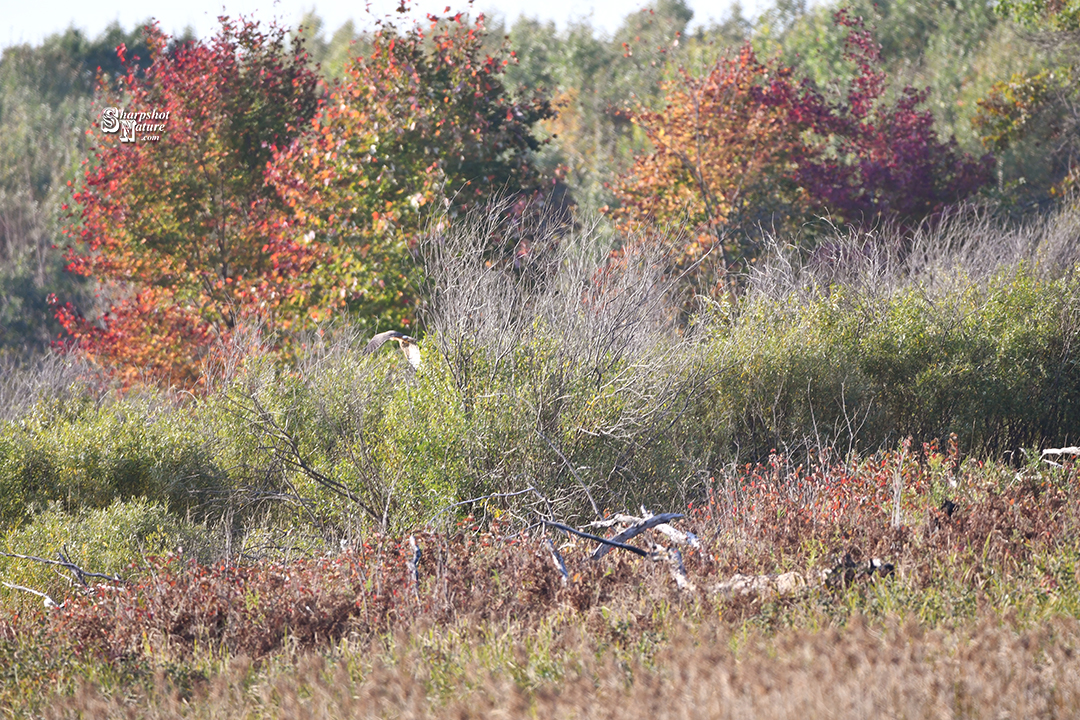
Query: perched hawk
364,330,421,369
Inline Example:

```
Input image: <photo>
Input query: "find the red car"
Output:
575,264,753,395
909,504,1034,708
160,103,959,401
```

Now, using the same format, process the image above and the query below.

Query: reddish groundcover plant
55,18,321,388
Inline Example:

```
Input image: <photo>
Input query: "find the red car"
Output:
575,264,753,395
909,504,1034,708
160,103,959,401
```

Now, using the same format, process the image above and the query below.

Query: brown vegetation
3,446,1079,718
41,615,1080,719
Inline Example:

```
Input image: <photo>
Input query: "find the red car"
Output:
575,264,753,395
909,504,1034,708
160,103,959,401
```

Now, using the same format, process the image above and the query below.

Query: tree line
0,0,1075,384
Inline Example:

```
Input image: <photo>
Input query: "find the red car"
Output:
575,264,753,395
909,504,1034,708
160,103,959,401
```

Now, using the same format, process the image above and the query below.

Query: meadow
2,206,1080,717
4,0,1080,714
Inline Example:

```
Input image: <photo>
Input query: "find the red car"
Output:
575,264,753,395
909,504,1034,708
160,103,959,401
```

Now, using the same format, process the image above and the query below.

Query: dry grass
2,447,1079,719
37,612,1080,719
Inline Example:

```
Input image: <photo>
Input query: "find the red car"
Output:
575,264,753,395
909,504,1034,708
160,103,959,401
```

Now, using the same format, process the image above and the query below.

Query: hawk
364,330,421,369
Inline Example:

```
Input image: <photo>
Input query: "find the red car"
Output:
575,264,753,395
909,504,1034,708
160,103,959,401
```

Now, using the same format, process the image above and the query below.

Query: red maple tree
266,10,553,329
614,11,994,273
56,18,320,387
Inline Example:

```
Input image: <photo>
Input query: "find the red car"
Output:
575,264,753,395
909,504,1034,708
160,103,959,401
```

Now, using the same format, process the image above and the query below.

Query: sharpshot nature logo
100,107,170,143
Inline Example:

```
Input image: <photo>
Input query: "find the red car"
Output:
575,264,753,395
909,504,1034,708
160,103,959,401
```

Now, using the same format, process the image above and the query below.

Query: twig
535,430,601,518
426,487,542,525
542,521,649,558
0,551,121,586
496,521,543,543
241,394,382,523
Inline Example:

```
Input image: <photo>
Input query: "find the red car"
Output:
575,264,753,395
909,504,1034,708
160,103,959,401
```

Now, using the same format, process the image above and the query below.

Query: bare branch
0,551,122,586
426,487,544,526
542,520,649,557
589,513,685,560
1,581,62,608
589,509,701,551
536,430,601,519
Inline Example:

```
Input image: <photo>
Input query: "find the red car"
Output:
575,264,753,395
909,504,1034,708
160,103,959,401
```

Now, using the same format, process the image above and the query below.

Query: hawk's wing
364,330,421,370
363,330,407,355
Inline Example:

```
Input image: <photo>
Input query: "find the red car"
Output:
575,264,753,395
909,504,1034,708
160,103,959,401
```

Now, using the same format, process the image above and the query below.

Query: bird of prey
364,330,421,369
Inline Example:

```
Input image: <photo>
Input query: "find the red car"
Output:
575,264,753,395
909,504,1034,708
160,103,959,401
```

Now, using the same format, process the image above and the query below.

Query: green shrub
696,263,1080,459
0,498,214,612
0,394,225,527
203,339,401,535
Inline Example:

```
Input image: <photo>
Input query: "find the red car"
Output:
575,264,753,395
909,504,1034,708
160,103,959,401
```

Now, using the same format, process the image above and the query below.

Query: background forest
4,1,1080,717
0,0,1070,366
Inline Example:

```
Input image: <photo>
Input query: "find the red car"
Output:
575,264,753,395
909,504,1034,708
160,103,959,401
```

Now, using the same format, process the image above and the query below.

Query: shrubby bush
202,333,400,536
0,498,214,612
0,384,224,527
201,210,706,531
5,204,1080,562
698,206,1080,459
700,264,1080,459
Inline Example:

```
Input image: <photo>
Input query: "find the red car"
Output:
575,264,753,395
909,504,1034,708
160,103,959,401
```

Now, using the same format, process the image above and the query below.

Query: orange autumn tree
615,14,992,278
613,44,812,270
266,11,553,330
56,19,320,387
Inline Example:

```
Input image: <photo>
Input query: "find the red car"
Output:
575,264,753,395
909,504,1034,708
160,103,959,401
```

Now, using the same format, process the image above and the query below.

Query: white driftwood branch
1042,446,1080,456
1042,446,1080,466
711,571,807,598
406,536,421,600
655,544,695,592
641,506,702,550
0,550,121,587
589,512,684,560
1,581,62,608
588,513,644,529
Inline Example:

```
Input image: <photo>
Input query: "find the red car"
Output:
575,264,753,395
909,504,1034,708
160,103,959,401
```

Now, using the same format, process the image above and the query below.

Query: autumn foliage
615,12,994,270
266,11,552,329
613,45,811,268
56,12,550,386
55,19,320,387
55,10,997,385
795,13,994,227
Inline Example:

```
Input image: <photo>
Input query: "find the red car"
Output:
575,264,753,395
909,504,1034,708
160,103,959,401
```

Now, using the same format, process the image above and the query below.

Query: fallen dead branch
1041,446,1080,467
712,571,807,598
406,536,421,601
542,521,650,557
588,510,692,559
652,543,695,592
0,550,122,587
544,511,700,592
1,581,62,608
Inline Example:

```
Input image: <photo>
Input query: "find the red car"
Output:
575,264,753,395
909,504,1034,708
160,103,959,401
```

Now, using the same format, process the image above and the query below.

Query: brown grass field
3,441,1080,718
